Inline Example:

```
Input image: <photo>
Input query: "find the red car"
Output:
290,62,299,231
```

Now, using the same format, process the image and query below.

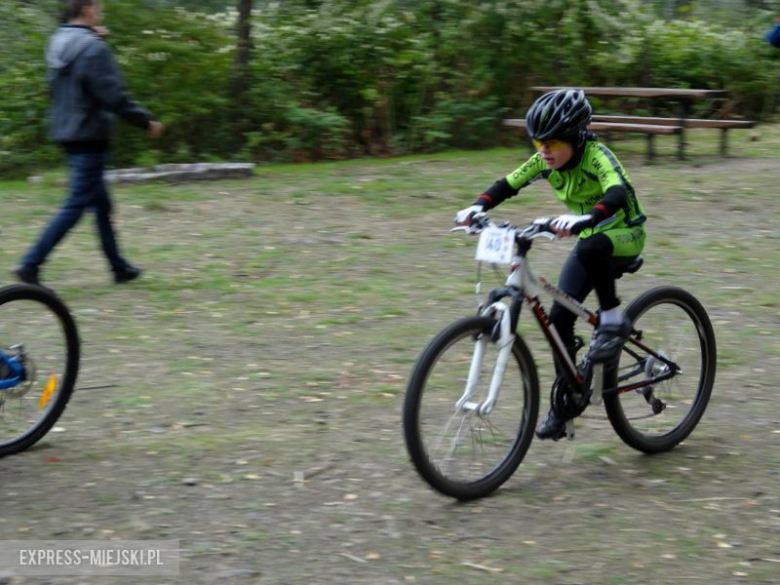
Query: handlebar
452,213,558,242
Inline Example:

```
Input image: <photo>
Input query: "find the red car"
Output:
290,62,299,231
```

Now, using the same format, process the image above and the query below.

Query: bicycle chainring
550,375,589,420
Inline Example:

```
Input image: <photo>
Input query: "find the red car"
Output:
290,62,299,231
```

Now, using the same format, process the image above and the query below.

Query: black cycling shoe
588,318,633,363
13,265,41,286
114,265,143,284
535,408,567,441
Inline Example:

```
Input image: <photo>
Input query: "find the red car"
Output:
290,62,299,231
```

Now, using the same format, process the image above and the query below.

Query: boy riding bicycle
455,89,647,441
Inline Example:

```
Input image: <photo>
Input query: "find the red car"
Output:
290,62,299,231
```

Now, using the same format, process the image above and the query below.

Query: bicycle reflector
38,374,58,409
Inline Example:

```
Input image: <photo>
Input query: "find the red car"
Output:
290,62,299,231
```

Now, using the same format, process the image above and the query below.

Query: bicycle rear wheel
604,286,716,453
403,316,539,500
0,285,79,456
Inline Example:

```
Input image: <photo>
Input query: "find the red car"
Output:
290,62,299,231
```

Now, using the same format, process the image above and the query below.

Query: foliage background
1,0,779,175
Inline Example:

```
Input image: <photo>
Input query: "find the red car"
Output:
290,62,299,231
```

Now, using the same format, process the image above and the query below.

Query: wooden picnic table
531,86,727,100
527,86,742,159
531,86,726,123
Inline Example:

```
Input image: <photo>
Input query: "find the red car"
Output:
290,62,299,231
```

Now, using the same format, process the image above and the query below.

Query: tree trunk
233,0,253,98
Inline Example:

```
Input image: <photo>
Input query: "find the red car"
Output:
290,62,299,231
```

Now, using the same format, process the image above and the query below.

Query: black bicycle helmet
526,89,592,142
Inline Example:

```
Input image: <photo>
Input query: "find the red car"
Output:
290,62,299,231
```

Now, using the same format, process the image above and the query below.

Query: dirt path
0,151,778,584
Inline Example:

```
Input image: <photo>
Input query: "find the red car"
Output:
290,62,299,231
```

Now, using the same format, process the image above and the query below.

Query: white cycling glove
454,204,485,224
551,213,593,233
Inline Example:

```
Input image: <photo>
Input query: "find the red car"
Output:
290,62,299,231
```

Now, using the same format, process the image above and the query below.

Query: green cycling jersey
504,141,646,240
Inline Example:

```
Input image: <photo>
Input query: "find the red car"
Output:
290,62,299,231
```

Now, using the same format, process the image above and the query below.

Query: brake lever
527,217,556,240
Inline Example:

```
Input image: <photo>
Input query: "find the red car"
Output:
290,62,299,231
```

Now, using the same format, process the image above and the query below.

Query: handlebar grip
470,212,490,229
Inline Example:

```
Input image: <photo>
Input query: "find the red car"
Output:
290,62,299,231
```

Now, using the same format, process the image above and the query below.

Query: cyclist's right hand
454,204,485,226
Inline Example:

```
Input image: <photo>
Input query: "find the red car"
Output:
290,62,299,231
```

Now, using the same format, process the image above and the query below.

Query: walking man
15,0,163,286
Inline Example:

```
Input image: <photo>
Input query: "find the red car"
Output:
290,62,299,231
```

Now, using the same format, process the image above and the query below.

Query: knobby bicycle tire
403,316,539,500
0,285,80,456
603,286,716,453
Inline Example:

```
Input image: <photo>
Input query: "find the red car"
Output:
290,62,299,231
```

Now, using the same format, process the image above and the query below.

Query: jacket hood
46,25,98,71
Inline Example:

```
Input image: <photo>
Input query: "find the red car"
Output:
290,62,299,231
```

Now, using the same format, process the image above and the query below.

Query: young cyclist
454,88,647,440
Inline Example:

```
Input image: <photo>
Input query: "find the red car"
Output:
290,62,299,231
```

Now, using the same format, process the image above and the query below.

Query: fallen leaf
462,561,503,573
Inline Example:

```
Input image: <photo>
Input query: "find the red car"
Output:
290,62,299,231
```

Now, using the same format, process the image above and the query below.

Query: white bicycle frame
455,227,607,416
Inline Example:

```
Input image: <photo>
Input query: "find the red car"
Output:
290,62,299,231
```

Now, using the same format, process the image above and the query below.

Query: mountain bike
0,284,79,456
403,214,716,500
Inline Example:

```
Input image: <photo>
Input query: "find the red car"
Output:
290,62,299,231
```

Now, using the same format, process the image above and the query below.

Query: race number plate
475,225,515,264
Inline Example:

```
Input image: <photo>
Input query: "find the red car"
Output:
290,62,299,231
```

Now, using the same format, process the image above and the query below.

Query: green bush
1,0,778,177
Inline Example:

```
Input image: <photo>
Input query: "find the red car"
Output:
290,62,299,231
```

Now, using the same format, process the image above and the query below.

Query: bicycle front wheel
604,286,716,453
0,285,79,456
403,316,539,500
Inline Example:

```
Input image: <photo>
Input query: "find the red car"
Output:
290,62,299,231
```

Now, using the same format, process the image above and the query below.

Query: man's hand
550,213,592,238
148,121,164,138
92,26,110,38
454,204,485,226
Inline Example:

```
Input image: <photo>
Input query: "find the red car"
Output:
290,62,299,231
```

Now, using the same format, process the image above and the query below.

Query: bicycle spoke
0,286,78,456
605,288,715,453
405,316,538,495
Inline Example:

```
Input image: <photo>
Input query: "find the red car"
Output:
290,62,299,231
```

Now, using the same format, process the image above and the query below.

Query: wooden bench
592,115,755,157
503,118,681,161
503,115,755,160
521,86,756,160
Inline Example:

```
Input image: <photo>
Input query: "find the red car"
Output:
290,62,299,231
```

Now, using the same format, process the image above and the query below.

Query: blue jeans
22,152,129,272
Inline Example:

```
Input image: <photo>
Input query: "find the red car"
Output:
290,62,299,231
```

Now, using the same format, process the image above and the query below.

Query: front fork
456,297,519,416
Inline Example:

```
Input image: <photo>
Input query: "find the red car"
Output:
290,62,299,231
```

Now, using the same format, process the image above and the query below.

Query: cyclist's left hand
550,213,592,237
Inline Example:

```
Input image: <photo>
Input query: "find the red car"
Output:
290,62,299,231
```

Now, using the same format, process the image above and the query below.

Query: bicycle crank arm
590,362,604,405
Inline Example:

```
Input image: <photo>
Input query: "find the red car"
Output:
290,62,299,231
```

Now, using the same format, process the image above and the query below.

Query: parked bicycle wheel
0,285,79,456
403,316,539,500
604,286,716,453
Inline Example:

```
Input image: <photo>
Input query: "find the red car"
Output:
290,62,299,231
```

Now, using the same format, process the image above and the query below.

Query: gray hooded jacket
46,25,152,144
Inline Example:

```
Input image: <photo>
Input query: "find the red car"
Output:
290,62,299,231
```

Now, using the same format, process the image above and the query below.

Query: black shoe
588,318,633,363
13,265,40,286
535,408,567,441
114,265,142,284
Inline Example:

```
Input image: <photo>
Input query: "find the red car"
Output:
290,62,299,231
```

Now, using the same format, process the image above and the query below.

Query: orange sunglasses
532,138,569,152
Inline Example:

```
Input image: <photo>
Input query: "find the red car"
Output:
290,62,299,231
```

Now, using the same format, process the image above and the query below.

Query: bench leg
677,100,690,160
720,128,728,157
645,134,655,163
677,129,685,160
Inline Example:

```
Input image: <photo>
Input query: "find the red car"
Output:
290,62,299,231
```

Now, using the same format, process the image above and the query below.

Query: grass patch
1,136,779,583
